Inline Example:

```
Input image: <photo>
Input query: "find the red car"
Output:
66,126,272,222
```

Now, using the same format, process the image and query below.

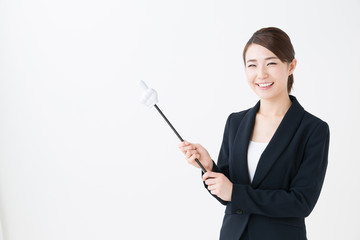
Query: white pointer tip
139,80,149,90
139,80,159,107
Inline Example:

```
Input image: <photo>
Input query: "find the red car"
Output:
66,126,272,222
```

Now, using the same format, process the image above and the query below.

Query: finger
183,145,196,151
210,189,217,195
187,153,200,164
139,80,149,90
179,145,196,155
186,149,198,156
178,147,187,155
205,178,217,186
178,141,187,148
203,172,209,180
194,143,202,149
203,171,219,181
185,149,197,158
178,140,193,148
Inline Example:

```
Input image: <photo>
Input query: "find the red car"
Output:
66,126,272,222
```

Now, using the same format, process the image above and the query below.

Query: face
245,44,296,101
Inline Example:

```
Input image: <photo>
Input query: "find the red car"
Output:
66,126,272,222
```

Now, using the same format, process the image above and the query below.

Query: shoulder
302,110,327,125
291,95,329,133
224,99,260,129
302,110,330,134
226,108,251,125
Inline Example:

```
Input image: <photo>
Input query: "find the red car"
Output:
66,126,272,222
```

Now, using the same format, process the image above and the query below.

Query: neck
258,94,292,117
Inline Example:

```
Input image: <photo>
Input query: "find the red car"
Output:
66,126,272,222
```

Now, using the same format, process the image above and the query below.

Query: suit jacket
208,96,330,240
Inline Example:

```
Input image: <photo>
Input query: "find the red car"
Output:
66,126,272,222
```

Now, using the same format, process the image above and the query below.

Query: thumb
139,80,149,90
203,171,217,181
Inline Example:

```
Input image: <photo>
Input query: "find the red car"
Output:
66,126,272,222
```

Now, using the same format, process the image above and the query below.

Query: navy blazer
208,96,330,240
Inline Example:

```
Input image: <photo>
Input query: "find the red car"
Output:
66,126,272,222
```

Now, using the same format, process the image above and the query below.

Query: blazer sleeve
213,113,234,178
230,121,330,218
203,113,235,205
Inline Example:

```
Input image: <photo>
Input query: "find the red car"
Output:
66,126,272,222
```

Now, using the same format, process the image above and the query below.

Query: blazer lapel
230,101,260,184
251,96,305,188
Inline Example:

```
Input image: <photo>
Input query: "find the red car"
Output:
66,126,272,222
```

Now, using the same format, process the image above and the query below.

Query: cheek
245,70,255,83
270,67,288,80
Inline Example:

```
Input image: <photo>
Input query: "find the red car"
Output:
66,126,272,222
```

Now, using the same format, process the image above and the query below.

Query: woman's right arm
178,141,213,172
178,114,235,205
178,113,234,175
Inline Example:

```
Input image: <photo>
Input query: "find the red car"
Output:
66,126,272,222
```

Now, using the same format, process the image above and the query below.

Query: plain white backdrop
1,0,360,239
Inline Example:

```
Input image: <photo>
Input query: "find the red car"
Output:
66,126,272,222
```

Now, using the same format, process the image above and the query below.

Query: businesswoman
179,27,330,240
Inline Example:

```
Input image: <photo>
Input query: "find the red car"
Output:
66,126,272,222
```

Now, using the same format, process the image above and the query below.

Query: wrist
229,183,233,201
206,160,214,171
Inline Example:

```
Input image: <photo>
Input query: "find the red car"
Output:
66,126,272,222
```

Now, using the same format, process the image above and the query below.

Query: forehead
245,44,277,61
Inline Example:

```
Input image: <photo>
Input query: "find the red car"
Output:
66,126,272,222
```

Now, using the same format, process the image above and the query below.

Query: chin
255,90,286,101
255,91,274,99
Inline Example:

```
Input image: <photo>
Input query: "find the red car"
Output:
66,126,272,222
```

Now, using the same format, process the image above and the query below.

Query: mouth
256,82,274,88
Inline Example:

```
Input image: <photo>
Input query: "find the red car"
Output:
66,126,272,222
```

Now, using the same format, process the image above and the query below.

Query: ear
288,58,297,75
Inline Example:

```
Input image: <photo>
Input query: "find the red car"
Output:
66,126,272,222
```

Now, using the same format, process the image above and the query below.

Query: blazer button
235,209,243,215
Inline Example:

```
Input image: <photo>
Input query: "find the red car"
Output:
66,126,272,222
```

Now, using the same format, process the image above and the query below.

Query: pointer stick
139,80,207,173
154,104,183,142
153,104,207,173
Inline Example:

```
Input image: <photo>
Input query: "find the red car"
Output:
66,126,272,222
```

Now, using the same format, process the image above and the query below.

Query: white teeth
258,83,273,87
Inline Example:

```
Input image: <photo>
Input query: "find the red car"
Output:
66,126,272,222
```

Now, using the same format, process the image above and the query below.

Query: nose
257,65,268,79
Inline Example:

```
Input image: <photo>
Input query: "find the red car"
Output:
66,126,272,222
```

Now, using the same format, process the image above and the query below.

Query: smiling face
245,44,296,101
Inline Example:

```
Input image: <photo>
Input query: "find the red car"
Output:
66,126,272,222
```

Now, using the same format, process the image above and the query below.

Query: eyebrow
246,57,279,63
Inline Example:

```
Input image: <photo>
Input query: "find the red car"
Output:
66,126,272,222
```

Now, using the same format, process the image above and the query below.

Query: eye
247,64,256,68
267,62,277,66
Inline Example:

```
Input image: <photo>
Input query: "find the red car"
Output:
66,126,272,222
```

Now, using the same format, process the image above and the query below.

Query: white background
1,0,360,239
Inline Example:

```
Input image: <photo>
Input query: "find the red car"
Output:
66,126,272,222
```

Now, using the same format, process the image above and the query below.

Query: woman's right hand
178,140,213,172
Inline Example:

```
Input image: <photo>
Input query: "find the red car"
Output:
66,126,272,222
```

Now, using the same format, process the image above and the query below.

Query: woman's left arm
226,121,330,218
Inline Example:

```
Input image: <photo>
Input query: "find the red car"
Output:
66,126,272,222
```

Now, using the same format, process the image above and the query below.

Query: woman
179,27,330,240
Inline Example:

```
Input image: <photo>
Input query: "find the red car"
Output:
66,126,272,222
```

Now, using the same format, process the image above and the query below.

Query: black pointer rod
154,104,207,173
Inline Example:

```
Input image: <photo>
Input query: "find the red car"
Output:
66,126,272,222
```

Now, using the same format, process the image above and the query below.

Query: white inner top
247,141,268,182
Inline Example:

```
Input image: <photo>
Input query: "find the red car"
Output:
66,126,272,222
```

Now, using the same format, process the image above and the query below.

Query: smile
257,82,274,88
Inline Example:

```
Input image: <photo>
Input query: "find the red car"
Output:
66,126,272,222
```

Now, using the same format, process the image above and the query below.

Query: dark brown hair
243,27,295,93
